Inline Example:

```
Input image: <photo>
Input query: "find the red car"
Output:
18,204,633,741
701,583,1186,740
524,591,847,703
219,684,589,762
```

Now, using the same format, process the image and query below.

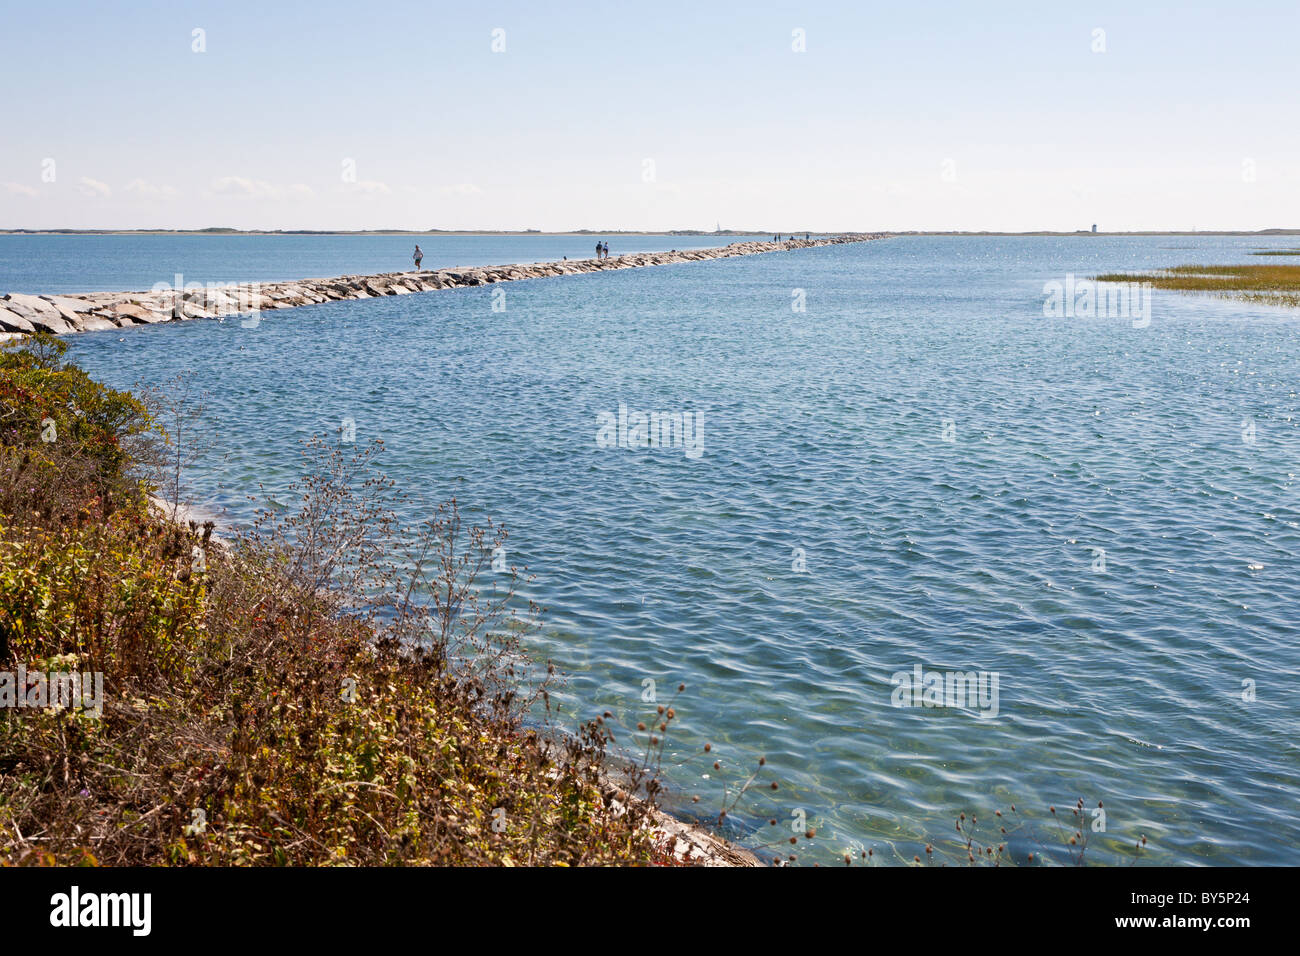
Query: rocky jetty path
0,234,887,337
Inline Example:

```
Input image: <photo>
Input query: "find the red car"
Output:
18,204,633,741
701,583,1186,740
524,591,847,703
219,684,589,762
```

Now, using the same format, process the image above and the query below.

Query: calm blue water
47,234,1300,866
0,234,765,294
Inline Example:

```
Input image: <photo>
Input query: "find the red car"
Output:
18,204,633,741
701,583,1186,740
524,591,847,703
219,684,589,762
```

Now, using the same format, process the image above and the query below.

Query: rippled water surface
56,234,1300,865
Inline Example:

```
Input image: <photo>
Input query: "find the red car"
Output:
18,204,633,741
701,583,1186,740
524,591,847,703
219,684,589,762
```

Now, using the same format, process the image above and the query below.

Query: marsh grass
1094,263,1300,308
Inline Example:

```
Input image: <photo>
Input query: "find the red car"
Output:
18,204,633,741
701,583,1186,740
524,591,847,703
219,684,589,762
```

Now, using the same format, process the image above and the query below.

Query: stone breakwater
0,234,886,337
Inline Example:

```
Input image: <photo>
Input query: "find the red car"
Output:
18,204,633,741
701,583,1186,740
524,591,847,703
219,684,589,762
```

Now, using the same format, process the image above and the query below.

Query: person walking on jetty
602,242,610,258
413,245,423,271
595,241,602,260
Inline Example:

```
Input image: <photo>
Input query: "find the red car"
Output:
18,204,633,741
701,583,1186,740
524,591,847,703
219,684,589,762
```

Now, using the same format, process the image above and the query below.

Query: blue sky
2,0,1297,231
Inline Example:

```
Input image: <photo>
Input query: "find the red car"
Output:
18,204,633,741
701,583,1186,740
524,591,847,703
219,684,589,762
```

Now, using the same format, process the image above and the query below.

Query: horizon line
4,227,1300,237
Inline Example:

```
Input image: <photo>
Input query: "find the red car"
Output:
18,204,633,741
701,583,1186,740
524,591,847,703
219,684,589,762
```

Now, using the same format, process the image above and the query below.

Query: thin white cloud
76,177,112,198
1,182,38,198
401,183,483,198
342,180,392,196
124,178,181,200
209,177,315,200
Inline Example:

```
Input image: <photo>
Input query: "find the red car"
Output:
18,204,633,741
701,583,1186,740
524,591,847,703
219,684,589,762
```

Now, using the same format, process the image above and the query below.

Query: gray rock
43,294,95,312
3,234,889,333
270,288,307,306
0,307,36,333
112,302,163,324
5,293,61,320
42,295,98,326
77,315,120,332
2,299,40,321
28,312,77,335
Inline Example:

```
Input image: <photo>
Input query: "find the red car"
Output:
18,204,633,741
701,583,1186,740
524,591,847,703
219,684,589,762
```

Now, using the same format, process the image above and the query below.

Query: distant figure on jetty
595,241,602,259
805,233,809,240
603,242,610,258
413,245,423,271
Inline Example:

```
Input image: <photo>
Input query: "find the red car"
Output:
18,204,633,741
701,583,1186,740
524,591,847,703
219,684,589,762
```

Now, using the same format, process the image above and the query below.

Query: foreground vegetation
1095,263,1300,308
0,334,681,865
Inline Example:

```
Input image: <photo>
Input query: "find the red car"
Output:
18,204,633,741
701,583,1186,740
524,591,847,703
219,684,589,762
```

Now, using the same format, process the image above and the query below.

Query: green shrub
0,333,154,525
0,344,667,865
